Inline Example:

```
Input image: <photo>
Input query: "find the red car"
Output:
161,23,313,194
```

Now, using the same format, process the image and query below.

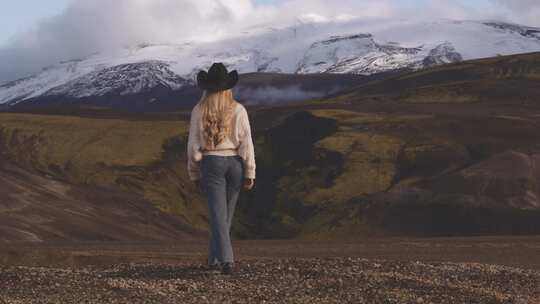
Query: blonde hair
198,89,238,149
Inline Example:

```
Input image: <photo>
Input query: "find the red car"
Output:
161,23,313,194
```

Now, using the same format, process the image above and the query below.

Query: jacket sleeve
237,106,256,179
187,105,202,181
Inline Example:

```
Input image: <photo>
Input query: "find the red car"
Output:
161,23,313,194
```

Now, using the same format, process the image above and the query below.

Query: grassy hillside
1,52,540,240
241,104,540,239
2,103,540,240
0,112,208,231
236,52,540,239
0,158,201,242
319,52,540,105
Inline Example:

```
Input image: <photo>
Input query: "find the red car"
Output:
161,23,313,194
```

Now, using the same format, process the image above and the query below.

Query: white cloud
490,0,540,26
0,0,539,82
297,13,330,24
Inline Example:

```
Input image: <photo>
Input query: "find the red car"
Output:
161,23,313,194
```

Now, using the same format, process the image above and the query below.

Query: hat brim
197,70,239,92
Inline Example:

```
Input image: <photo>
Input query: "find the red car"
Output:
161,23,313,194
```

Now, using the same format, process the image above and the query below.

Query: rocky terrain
2,258,539,304
1,237,540,304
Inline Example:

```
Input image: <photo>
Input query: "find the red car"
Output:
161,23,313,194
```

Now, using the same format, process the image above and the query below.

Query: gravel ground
1,257,539,304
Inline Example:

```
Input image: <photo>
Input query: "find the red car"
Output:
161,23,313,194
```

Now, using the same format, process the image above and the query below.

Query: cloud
0,0,392,82
490,0,540,26
233,84,342,105
0,0,270,82
492,0,539,11
1,0,540,82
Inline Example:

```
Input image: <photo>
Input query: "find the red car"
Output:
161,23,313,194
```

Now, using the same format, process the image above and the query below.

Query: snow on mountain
1,19,540,105
483,22,540,40
296,33,430,74
422,42,463,67
44,61,187,99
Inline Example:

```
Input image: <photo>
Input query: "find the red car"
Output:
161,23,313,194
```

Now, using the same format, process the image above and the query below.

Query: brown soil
0,159,202,242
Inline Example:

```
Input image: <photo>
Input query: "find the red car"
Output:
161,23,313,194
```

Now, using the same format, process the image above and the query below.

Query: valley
0,38,539,304
2,4,540,303
1,53,540,241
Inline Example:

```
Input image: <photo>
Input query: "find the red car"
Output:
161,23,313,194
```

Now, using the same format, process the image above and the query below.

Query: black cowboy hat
197,62,239,93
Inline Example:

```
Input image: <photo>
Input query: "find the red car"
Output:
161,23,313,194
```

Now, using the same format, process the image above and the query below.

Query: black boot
208,263,221,271
221,262,234,275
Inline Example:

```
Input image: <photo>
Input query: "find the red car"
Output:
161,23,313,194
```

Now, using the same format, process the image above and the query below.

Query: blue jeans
200,155,244,265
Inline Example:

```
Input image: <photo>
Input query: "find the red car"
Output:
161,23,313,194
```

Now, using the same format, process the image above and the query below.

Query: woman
187,62,256,275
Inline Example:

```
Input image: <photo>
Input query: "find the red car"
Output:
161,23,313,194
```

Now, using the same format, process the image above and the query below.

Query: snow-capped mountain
1,19,540,106
44,61,186,98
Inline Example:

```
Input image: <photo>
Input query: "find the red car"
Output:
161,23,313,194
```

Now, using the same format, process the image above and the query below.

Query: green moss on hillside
307,132,402,204
0,113,207,230
262,109,406,238
2,89,540,239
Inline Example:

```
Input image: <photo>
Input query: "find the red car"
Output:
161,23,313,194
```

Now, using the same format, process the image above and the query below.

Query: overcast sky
1,0,539,82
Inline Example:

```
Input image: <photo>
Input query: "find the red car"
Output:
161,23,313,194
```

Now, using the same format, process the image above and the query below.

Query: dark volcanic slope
330,51,540,105
236,72,371,91
0,159,202,242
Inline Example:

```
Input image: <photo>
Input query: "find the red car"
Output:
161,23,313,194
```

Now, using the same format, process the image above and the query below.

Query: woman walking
187,62,256,275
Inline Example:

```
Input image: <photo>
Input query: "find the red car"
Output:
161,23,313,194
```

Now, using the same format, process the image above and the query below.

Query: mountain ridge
1,19,540,108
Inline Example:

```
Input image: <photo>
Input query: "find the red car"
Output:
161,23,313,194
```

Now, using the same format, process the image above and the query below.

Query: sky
0,0,539,82
0,0,279,46
0,0,74,47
